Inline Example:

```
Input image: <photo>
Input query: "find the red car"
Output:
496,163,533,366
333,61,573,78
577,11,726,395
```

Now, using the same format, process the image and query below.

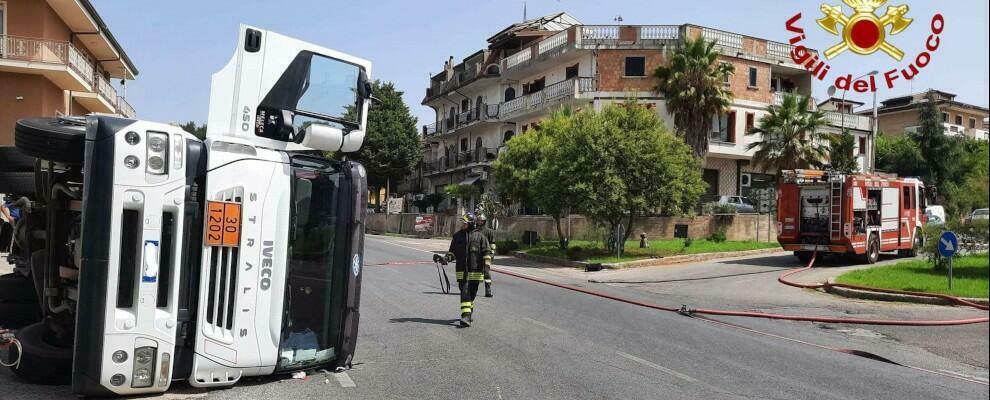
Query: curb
602,247,785,269
511,247,785,270
823,278,990,306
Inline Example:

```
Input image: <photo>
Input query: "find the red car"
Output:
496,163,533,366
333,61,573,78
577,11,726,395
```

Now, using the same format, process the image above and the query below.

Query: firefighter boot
459,302,473,327
484,281,493,297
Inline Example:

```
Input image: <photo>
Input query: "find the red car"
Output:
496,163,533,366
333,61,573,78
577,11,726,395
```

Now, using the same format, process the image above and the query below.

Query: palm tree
653,37,734,159
746,93,828,173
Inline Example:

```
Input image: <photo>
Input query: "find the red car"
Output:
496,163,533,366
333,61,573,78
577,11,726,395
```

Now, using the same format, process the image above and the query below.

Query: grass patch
520,239,779,264
835,254,989,298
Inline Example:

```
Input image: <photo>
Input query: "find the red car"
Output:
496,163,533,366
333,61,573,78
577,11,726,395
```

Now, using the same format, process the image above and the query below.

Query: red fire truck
776,170,927,264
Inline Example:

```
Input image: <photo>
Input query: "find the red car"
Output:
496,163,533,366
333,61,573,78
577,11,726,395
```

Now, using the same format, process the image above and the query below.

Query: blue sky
96,0,989,127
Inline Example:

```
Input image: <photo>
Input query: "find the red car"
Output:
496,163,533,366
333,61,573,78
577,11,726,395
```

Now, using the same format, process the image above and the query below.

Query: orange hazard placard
205,201,241,247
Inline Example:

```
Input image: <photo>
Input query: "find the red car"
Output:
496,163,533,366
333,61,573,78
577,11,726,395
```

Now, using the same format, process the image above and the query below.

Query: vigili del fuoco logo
784,0,944,93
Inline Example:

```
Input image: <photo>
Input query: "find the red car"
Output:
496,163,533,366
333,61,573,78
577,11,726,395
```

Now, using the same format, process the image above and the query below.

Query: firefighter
476,214,496,297
445,212,491,327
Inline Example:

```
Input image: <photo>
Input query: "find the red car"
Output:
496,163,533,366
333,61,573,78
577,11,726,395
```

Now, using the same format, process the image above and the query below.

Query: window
503,130,515,143
955,114,963,125
859,137,866,155
0,2,5,36
747,67,758,88
721,62,732,85
460,138,468,152
970,118,977,129
566,63,579,80
530,77,545,93
902,187,912,210
745,112,755,132
711,113,731,142
504,87,516,102
461,98,470,112
625,57,646,77
941,112,948,122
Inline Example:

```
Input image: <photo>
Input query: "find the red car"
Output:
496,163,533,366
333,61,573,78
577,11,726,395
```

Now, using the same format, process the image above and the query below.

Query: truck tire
794,251,813,264
0,171,36,194
861,234,880,264
900,229,922,257
14,117,86,165
0,146,36,173
5,322,73,385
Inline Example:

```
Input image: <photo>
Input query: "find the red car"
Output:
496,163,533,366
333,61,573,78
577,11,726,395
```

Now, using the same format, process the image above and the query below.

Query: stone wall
367,213,778,242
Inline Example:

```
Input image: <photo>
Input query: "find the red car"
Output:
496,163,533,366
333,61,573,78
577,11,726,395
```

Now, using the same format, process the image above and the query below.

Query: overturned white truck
1,26,369,395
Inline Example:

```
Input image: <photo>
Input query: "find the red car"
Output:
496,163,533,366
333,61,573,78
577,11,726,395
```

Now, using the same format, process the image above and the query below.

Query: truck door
900,184,914,247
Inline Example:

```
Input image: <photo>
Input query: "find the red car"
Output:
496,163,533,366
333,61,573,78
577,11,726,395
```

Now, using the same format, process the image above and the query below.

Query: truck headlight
131,346,156,388
146,131,169,175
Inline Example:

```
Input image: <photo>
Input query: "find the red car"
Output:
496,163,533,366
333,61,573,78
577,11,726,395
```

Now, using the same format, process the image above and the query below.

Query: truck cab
2,26,371,396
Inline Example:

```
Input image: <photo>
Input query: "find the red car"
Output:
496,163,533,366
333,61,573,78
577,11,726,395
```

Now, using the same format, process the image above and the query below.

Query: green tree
875,134,926,177
653,37,735,159
941,139,989,218
828,130,859,173
179,121,207,140
346,81,421,208
745,93,828,174
493,107,577,247
561,101,705,248
909,91,957,189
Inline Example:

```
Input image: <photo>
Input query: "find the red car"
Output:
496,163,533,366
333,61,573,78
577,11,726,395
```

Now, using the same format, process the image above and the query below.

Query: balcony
116,96,136,118
498,77,597,120
423,147,501,176
0,34,95,91
823,111,872,132
423,104,500,138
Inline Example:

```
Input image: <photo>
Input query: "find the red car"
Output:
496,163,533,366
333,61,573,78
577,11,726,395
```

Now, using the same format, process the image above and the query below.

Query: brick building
0,0,137,146
403,12,872,211
865,89,988,141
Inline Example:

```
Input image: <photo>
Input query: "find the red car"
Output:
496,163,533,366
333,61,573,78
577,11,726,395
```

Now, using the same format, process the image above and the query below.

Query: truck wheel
794,251,813,264
0,146,36,173
0,171,36,194
861,235,880,264
900,229,922,257
14,117,86,165
5,322,73,385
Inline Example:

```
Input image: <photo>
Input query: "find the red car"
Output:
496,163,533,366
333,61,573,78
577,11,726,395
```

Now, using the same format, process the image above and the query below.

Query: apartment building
867,89,989,141
0,0,137,146
407,12,871,210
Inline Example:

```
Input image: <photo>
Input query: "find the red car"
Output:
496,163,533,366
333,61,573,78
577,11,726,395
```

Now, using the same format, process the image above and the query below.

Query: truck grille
205,188,242,338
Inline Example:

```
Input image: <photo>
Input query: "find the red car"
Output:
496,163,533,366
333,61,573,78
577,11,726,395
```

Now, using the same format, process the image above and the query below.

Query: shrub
565,246,585,261
707,230,727,243
702,202,737,215
683,237,694,248
498,240,520,255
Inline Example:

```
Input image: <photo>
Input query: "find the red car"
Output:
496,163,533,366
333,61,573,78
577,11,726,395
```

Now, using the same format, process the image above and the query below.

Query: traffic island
509,238,783,270
827,254,990,306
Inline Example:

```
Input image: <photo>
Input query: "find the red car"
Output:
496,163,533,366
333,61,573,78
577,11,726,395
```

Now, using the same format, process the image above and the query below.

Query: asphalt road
1,235,987,399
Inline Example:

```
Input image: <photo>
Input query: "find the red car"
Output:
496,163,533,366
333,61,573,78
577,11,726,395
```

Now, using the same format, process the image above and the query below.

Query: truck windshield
277,158,345,371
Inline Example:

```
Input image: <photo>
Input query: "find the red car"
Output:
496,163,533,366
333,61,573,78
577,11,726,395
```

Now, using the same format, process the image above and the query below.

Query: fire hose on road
490,250,989,326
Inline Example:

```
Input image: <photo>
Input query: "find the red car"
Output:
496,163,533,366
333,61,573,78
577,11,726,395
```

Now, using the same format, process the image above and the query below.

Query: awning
459,175,482,185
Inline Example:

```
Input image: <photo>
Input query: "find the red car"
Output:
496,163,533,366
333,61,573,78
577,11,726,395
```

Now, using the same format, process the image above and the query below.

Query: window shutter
728,112,737,142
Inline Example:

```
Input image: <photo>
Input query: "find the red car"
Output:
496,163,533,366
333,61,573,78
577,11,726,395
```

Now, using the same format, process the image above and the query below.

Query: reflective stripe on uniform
460,301,473,312
468,272,485,281
455,272,465,279
484,279,492,283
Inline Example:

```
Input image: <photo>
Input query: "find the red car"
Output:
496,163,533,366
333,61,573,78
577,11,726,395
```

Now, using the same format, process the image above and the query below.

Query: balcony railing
499,77,597,120
823,111,871,131
94,73,117,105
580,25,619,43
504,48,532,70
116,96,135,118
1,34,95,86
767,41,793,58
701,27,743,49
538,30,568,55
639,25,680,41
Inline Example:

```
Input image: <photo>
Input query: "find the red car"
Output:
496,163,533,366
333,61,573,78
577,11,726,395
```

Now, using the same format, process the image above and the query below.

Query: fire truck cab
776,170,927,264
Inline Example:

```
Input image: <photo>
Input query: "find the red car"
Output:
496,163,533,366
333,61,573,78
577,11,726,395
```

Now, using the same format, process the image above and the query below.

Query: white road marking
617,351,697,383
367,236,437,255
333,371,357,387
937,369,989,383
521,317,568,334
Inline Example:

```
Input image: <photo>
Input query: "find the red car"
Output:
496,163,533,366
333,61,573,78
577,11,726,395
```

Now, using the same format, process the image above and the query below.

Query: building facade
0,0,137,146
868,89,989,141
406,13,872,211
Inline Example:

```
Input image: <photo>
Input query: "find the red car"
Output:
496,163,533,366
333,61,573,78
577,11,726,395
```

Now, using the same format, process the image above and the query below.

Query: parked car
925,205,946,225
966,208,989,223
717,195,757,213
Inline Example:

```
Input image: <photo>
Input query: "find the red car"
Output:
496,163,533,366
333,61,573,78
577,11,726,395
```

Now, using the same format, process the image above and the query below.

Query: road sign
938,231,958,258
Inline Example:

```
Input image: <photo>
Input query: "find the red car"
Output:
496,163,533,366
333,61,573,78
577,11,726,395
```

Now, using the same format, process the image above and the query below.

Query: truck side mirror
340,130,364,153
296,123,344,151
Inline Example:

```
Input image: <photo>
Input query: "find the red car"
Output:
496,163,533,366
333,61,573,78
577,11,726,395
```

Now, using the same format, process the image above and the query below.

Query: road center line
521,317,568,334
334,371,357,387
937,369,989,383
617,351,697,383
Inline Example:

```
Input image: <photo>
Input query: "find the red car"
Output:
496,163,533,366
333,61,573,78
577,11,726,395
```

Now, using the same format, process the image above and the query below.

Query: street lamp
828,70,878,172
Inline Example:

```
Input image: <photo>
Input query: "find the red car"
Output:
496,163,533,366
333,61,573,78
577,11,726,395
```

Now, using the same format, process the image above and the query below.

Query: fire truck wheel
794,251,813,264
6,321,73,385
900,229,922,257
862,235,880,264
14,117,87,165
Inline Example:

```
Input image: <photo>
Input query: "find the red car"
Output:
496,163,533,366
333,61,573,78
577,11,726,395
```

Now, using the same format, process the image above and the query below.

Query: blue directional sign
937,231,958,258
